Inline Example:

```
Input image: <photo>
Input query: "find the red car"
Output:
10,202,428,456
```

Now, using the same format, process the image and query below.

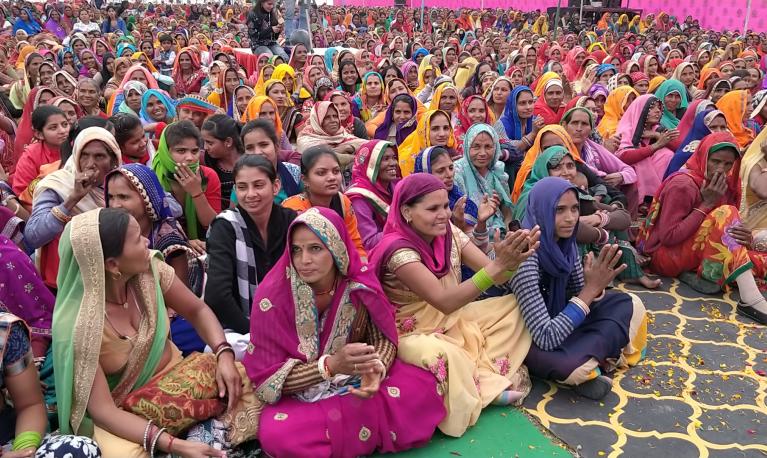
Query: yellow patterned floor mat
522,278,767,457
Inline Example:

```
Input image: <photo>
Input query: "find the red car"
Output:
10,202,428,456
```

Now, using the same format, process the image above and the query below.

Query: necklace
105,286,142,341
106,283,130,309
314,275,339,297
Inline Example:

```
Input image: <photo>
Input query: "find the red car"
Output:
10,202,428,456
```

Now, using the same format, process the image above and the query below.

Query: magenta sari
243,207,444,457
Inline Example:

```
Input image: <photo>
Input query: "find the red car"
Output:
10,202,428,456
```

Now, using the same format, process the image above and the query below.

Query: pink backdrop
339,0,766,32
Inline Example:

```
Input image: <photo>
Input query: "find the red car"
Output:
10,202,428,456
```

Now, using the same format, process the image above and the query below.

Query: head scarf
374,93,418,145
455,124,513,229
616,94,662,149
428,83,460,113
231,85,255,122
500,86,534,140
370,173,453,279
456,95,494,138
597,85,639,139
244,207,398,400
654,78,689,129
413,146,478,226
33,128,123,216
296,101,367,153
108,65,160,116
13,87,60,157
512,125,582,202
648,75,667,93
150,124,204,239
521,177,580,313
273,63,312,99
716,90,755,149
139,89,177,124
346,140,400,219
241,95,284,140
397,110,456,176
514,146,571,220
176,95,219,116
698,67,723,90
665,109,724,178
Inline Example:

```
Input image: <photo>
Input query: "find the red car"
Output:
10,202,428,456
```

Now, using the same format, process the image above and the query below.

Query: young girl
207,67,242,117
201,114,244,209
240,119,301,204
12,106,70,202
139,89,177,147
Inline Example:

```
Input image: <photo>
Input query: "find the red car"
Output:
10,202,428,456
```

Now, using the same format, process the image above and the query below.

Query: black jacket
247,5,278,47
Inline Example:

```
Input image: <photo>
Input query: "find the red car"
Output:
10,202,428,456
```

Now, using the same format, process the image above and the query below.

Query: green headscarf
53,209,168,436
654,78,689,129
150,125,204,239
513,146,570,220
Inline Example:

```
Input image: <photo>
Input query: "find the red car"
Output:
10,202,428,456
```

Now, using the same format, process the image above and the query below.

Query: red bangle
191,191,204,199
211,341,229,353
168,436,175,454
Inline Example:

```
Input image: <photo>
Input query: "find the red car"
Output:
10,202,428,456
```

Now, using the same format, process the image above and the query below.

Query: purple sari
243,207,444,457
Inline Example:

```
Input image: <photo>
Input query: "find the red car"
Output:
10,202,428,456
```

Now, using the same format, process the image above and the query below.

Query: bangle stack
570,296,590,315
470,267,494,292
142,420,154,452
12,431,42,451
150,427,167,457
52,206,72,224
596,228,609,245
214,342,235,361
472,227,489,244
597,211,610,228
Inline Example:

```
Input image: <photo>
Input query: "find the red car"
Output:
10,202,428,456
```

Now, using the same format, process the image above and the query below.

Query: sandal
737,300,767,325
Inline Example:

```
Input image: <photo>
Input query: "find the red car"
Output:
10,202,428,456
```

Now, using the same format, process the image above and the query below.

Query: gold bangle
51,206,72,224
692,207,708,216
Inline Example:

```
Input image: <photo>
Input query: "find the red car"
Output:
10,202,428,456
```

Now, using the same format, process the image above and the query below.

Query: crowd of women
0,0,765,457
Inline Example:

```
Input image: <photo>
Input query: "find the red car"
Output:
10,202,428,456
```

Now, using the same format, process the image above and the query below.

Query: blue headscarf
414,146,478,226
324,47,337,73
13,9,42,35
116,43,137,58
412,48,429,63
373,93,418,145
664,109,722,178
105,164,173,223
500,86,534,140
139,89,177,124
595,63,617,78
522,177,580,315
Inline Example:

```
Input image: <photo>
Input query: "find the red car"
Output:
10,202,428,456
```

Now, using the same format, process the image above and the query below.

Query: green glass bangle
471,267,494,292
12,431,42,451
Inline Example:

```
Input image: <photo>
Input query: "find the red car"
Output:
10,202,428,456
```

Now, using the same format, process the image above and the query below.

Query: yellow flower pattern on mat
523,279,767,458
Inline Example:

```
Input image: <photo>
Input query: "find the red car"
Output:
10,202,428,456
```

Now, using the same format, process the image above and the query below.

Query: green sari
53,208,168,436
513,146,569,220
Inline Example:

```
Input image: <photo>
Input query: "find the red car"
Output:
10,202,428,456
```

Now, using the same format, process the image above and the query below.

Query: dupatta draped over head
53,208,169,436
716,90,755,149
654,78,689,129
512,125,582,202
500,86,534,140
296,101,367,153
414,146,478,227
346,140,399,219
397,110,456,176
370,173,453,279
521,177,580,314
243,207,398,403
514,145,571,220
597,85,639,139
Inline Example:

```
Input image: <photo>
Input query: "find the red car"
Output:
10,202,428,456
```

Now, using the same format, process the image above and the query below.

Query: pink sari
243,207,444,457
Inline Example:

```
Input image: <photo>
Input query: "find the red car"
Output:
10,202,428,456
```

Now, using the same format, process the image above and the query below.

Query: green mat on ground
380,406,569,457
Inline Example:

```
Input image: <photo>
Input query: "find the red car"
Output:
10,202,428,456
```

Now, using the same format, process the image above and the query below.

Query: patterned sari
243,207,444,457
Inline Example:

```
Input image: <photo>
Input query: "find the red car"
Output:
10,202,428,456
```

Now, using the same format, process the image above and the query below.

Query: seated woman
654,79,689,131
346,140,400,250
326,90,370,141
454,124,514,235
665,109,727,178
638,132,767,325
240,95,295,158
0,312,101,457
596,85,639,140
27,127,122,290
371,173,537,437
139,89,177,146
241,119,301,204
370,93,419,145
151,121,222,242
53,208,253,457
265,79,304,144
532,72,566,124
243,207,445,456
206,155,297,339
201,114,245,210
740,129,767,268
296,101,367,169
511,176,648,399
614,94,676,207
398,109,457,176
283,146,367,260
454,95,495,154
515,146,660,289
494,86,544,158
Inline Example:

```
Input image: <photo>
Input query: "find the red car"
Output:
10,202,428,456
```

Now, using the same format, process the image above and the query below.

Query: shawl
325,90,355,131
563,46,587,81
654,78,689,129
716,90,755,149
241,95,284,140
397,109,456,176
514,146,570,220
616,94,662,150
13,9,42,36
521,177,580,314
414,146,478,226
296,101,367,153
453,57,478,90
512,125,583,202
373,93,418,145
150,125,205,239
597,85,639,139
346,140,399,220
13,87,59,160
172,48,206,96
454,123,513,230
139,89,177,124
664,109,723,178
213,208,258,316
370,173,453,279
243,207,398,403
352,71,385,122
33,127,123,216
45,17,67,40
500,86,534,140
54,208,168,436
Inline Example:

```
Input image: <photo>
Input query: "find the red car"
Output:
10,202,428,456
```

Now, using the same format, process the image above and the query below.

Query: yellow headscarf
398,110,456,176
263,78,294,107
648,76,667,94
532,16,549,35
272,63,312,99
428,84,461,113
534,72,562,98
512,125,582,202
454,57,478,90
240,95,284,140
597,85,639,139
254,64,274,96
131,52,159,74
16,45,36,69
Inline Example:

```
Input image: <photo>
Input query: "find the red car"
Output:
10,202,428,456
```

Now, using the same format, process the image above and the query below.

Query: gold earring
112,271,122,280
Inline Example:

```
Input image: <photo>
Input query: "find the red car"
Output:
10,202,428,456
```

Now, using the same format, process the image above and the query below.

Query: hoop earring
111,271,122,280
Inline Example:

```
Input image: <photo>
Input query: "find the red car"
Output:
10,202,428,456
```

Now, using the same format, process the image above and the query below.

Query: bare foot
627,276,662,289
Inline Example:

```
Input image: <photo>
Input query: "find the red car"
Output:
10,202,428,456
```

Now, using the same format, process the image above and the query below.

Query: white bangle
318,354,332,380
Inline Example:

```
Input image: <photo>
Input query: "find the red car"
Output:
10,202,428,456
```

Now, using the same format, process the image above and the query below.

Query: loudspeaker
606,0,622,7
394,0,406,6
